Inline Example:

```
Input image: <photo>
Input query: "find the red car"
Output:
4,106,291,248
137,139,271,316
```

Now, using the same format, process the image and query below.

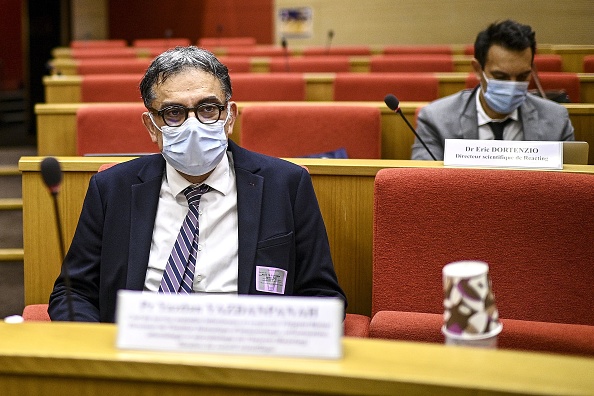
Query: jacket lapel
519,98,540,140
228,141,263,295
460,86,480,140
126,156,164,290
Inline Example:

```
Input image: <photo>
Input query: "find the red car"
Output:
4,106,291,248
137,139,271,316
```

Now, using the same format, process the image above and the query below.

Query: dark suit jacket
49,141,346,322
411,87,575,160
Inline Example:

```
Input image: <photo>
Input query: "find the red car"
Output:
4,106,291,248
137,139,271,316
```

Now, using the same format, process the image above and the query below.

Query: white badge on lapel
256,266,287,294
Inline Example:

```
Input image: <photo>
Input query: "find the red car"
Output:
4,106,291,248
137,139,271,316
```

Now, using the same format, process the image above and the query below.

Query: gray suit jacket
411,87,575,160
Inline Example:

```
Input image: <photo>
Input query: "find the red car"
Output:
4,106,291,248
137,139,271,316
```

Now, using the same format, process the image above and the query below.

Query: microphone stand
396,109,437,161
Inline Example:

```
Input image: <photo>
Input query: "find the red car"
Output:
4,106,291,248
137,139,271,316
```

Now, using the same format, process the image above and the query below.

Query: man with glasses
49,46,346,322
411,19,574,160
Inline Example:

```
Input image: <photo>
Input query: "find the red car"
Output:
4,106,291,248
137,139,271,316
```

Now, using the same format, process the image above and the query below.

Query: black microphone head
384,94,400,111
281,37,287,49
41,156,62,193
328,29,334,39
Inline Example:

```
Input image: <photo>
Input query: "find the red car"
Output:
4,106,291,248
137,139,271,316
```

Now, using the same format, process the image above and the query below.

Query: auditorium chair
302,46,372,56
333,73,439,102
382,45,453,55
71,39,127,48
217,57,253,73
269,56,351,73
584,55,594,73
240,104,381,159
76,103,158,156
80,74,143,102
465,72,581,102
533,54,563,72
132,38,191,50
223,46,286,57
229,73,306,101
70,47,140,59
198,37,257,48
369,55,454,73
370,167,594,356
73,58,153,75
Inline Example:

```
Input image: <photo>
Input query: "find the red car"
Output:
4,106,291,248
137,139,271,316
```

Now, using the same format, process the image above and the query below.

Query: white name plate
444,139,562,169
116,290,343,359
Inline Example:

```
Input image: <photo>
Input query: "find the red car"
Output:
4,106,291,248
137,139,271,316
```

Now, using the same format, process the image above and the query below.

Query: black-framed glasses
150,103,227,127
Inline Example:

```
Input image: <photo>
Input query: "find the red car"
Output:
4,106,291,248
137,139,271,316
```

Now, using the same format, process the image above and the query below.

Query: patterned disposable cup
441,260,502,348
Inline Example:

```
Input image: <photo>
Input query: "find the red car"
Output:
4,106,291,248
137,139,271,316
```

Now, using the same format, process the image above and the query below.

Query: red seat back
369,55,454,72
333,73,439,101
76,103,158,155
584,55,594,73
269,56,351,73
198,37,257,48
217,56,252,73
230,73,306,101
76,58,152,75
132,38,191,49
240,105,381,158
383,45,453,55
71,47,139,59
80,74,143,102
372,167,594,326
302,46,371,56
534,54,563,72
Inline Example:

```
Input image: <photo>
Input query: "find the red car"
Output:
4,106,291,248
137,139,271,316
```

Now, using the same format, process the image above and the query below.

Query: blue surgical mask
482,72,529,114
149,106,230,176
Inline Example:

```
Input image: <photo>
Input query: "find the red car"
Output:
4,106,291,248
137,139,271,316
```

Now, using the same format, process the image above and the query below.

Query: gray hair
139,46,232,108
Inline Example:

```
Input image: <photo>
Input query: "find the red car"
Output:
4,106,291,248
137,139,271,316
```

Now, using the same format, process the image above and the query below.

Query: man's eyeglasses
150,103,227,127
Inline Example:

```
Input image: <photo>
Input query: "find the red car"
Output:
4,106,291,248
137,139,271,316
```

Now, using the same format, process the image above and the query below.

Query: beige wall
274,0,594,46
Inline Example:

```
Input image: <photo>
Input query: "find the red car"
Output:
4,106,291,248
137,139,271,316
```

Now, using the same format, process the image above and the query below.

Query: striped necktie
159,184,211,293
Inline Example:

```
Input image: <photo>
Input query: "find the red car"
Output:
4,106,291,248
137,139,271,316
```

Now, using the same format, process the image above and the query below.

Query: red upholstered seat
302,46,371,56
76,103,158,155
333,72,439,102
229,73,306,101
369,55,454,73
198,37,257,48
22,304,50,321
71,39,127,48
240,105,381,159
80,74,143,102
370,168,594,356
530,72,581,103
383,45,453,55
75,58,152,75
217,57,252,73
71,47,139,59
132,38,191,49
584,55,594,73
534,54,563,72
224,46,286,57
269,56,351,73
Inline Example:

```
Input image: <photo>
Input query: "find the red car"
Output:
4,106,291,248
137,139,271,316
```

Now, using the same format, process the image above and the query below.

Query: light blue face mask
149,105,230,176
482,72,529,114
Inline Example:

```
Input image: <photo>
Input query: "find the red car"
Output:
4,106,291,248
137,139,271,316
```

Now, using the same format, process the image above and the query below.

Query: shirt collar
475,89,519,126
165,152,233,198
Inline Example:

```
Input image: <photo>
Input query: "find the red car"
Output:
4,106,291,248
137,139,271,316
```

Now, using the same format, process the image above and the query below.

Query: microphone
281,36,290,72
41,157,75,321
384,94,437,161
326,29,334,54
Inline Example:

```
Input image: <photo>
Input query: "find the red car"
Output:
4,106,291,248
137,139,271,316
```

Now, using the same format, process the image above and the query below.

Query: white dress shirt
475,91,522,141
144,152,239,293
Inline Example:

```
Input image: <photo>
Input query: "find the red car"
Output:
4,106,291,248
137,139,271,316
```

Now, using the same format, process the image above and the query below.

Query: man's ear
225,101,238,137
142,112,159,144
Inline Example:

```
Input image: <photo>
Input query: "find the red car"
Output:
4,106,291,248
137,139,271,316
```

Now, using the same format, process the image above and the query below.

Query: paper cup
442,260,502,348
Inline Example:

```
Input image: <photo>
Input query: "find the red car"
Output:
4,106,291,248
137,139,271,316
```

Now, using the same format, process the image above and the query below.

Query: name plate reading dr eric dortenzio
116,290,343,359
444,139,562,169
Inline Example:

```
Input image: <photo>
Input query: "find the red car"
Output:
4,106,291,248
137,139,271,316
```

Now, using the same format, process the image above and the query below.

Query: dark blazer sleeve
48,174,104,322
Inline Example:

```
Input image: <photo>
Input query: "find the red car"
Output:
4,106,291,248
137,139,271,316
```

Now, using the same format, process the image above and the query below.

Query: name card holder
444,139,563,169
116,290,343,359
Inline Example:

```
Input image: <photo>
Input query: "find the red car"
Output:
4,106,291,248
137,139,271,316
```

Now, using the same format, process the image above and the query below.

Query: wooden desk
34,101,594,164
19,158,594,316
1,322,592,396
